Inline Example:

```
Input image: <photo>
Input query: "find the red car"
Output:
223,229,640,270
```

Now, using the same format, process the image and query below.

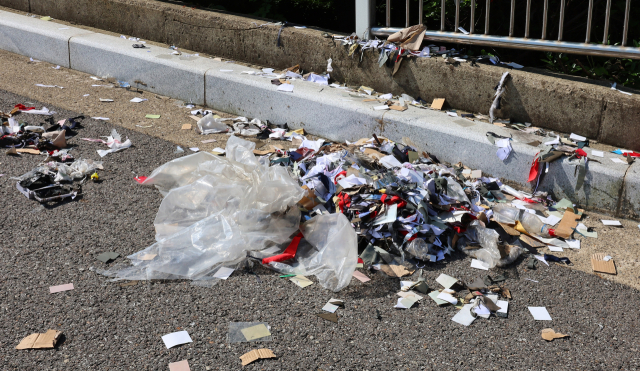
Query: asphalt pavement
1,89,640,370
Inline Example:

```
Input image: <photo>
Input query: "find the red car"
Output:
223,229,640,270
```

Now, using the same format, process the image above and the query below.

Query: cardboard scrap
591,253,616,275
389,105,408,111
519,233,546,248
555,210,580,239
289,275,313,288
541,328,569,341
431,98,445,110
181,124,192,130
16,329,62,349
169,360,191,371
49,283,74,293
16,148,41,155
240,348,276,366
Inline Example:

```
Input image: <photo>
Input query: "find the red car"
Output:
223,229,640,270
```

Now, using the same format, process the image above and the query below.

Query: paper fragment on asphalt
241,324,271,341
548,245,563,252
436,290,458,305
289,275,313,288
277,84,294,92
528,307,552,321
189,147,199,152
213,267,235,280
99,98,113,102
470,259,489,270
317,312,338,323
240,349,276,366
50,283,74,293
428,291,449,306
591,150,604,157
161,330,193,349
168,360,191,371
534,255,549,266
91,117,109,121
201,139,217,144
181,124,192,130
352,271,370,282
435,274,459,289
601,220,622,226
374,105,389,110
96,252,120,263
16,329,62,349
496,300,509,317
576,223,597,238
130,97,147,103
394,297,418,309
541,328,568,341
452,304,475,326
566,240,581,249
322,302,339,313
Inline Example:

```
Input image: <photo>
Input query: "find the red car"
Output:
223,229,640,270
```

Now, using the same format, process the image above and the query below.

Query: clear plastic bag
467,221,502,268
268,213,358,292
100,136,306,283
197,113,230,134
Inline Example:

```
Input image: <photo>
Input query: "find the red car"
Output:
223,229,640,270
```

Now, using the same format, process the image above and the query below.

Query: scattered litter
228,323,271,342
99,98,113,102
91,117,109,121
174,146,184,154
201,139,217,144
240,349,276,366
145,114,161,119
168,360,191,371
592,253,616,275
541,328,569,341
212,267,234,280
452,304,475,326
49,283,74,293
161,330,192,349
16,329,62,349
470,259,490,270
352,271,370,282
277,84,294,92
181,124,192,130
96,252,120,263
601,219,622,226
95,129,132,157
290,275,313,288
317,312,339,323
130,97,147,103
528,307,552,321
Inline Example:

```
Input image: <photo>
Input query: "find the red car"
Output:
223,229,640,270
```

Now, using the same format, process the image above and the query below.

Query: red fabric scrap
380,194,407,209
527,156,540,182
14,104,35,111
574,148,588,159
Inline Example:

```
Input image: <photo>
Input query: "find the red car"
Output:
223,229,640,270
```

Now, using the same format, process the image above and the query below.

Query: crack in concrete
615,163,633,217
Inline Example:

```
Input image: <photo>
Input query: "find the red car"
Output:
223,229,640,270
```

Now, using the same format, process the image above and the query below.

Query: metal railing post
603,0,612,44
355,0,375,40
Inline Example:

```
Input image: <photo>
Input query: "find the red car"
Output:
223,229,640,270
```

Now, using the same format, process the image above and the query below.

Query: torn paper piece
289,275,313,288
228,322,272,343
168,360,191,371
379,155,403,169
544,136,560,146
601,220,622,226
213,267,235,280
541,328,569,341
16,329,62,349
566,240,581,249
96,252,120,263
189,147,199,152
240,349,276,366
161,330,193,349
452,304,475,326
496,300,509,318
322,302,339,313
548,245,563,252
352,271,370,282
576,223,597,238
538,214,561,226
374,105,389,111
569,133,587,142
534,255,549,266
91,117,109,121
470,259,489,270
611,158,627,164
528,307,552,321
373,204,398,225
201,139,217,144
97,129,132,157
130,97,147,103
241,324,271,341
50,283,74,293
428,291,449,306
181,124,192,130
496,138,512,161
436,290,458,305
394,297,418,309
317,312,338,323
277,84,294,92
20,107,54,115
435,274,459,289
99,98,113,102
35,84,64,88
591,150,604,157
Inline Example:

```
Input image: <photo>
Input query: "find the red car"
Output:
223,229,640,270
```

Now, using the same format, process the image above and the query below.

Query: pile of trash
103,127,585,295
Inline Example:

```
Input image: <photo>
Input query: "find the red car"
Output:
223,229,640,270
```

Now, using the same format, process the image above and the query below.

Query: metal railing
354,0,640,59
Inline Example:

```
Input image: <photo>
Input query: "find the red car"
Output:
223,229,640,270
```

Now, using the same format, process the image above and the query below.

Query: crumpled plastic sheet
459,220,525,268
268,212,358,292
97,129,131,157
100,136,355,290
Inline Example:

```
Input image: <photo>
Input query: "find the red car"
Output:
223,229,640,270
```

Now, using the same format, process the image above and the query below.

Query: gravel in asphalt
2,90,640,370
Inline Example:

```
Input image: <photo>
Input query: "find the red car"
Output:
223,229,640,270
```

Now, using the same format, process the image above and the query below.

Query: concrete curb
0,10,638,217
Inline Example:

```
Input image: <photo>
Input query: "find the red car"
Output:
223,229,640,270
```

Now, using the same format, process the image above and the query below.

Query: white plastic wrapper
100,136,306,283
268,213,358,292
197,113,230,134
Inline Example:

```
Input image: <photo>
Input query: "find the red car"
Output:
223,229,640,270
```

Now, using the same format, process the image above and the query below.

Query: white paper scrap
322,303,339,313
130,97,147,103
591,150,604,157
212,267,234,280
538,214,562,226
436,291,458,305
534,255,549,266
544,136,560,146
452,304,475,326
379,155,403,169
611,158,627,164
91,117,109,121
161,331,193,349
394,297,418,309
602,220,622,226
373,204,398,225
569,133,587,142
189,147,200,152
528,307,552,321
566,239,581,249
548,245,563,252
496,300,509,316
470,259,489,270
277,84,294,92
374,105,389,111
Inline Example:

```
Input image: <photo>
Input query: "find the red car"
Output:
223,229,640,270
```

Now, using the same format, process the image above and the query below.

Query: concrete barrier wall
2,0,640,151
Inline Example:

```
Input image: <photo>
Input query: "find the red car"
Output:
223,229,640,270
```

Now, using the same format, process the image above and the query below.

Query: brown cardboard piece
389,105,408,111
181,124,192,130
431,98,445,110
519,233,546,248
240,348,276,366
168,359,191,371
16,329,62,349
591,253,616,275
298,186,322,209
52,131,66,149
16,148,41,155
190,115,200,121
541,328,568,341
363,148,386,160
554,210,580,239
317,312,338,323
